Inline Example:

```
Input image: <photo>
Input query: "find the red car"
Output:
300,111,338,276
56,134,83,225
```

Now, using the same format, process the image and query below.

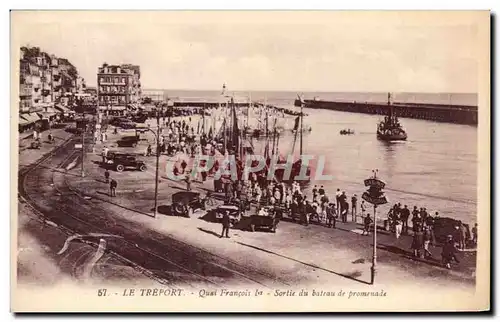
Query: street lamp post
77,96,85,178
153,104,162,218
371,204,377,284
361,169,388,285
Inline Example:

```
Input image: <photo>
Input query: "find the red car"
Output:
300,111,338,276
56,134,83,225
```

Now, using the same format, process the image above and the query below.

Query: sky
11,11,485,93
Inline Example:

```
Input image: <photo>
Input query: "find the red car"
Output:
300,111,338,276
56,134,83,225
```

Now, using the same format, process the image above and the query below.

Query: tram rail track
18,134,290,289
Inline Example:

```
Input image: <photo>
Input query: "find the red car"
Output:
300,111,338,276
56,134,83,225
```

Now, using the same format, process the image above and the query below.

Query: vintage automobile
109,117,130,126
65,126,83,134
203,205,241,227
171,191,206,217
117,135,140,148
106,152,147,172
118,121,137,129
132,114,148,123
433,217,471,245
239,206,282,233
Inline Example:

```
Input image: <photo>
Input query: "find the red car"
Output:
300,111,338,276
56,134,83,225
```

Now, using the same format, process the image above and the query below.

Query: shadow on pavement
378,243,444,269
197,227,221,238
236,241,371,285
157,205,175,216
96,190,112,197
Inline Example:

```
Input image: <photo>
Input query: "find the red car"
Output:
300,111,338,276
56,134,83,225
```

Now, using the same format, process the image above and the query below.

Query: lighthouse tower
221,83,227,96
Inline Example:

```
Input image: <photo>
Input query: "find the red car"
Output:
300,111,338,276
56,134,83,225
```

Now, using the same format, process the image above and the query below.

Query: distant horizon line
84,85,478,95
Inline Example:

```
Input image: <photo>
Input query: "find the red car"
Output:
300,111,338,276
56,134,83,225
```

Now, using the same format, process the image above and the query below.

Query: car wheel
172,203,186,216
139,164,146,171
116,164,124,172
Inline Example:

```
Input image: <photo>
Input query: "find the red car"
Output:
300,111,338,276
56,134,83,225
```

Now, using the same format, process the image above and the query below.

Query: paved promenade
17,125,159,287
63,124,476,289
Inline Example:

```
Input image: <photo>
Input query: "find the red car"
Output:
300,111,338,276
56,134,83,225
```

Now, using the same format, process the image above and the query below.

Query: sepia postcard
10,10,490,312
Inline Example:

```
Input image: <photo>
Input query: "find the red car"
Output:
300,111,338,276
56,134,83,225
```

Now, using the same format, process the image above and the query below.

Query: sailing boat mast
247,92,251,130
299,99,303,155
202,103,206,135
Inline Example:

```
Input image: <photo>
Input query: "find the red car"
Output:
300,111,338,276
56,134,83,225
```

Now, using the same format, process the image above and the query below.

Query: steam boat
377,93,408,141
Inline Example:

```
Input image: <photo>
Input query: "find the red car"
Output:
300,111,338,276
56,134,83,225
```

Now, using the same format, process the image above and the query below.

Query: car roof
172,191,200,202
217,205,239,210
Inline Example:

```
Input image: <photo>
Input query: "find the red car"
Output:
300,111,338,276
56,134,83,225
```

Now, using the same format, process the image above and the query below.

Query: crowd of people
101,113,477,271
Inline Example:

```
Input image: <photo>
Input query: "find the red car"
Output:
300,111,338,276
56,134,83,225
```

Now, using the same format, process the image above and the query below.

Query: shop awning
19,115,30,126
55,104,71,113
20,113,40,124
99,106,126,111
37,111,57,119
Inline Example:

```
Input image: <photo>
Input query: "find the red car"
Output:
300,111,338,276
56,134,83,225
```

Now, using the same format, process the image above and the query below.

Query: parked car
118,121,137,129
204,205,241,227
171,191,205,217
239,206,282,232
132,114,148,123
65,126,82,134
109,117,129,126
106,152,146,172
117,135,140,147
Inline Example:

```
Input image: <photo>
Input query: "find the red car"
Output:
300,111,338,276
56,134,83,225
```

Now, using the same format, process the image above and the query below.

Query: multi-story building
97,63,141,110
19,46,78,112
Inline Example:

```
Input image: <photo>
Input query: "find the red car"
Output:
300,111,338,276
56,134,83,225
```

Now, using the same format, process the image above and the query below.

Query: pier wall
295,100,478,125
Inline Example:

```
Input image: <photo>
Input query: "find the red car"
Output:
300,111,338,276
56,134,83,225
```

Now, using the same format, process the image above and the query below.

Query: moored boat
377,93,408,141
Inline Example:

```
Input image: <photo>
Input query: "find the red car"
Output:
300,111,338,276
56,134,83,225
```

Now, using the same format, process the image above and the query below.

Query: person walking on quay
104,169,110,184
401,205,410,234
220,210,231,238
312,185,318,199
442,235,460,269
422,227,433,258
411,227,424,258
326,203,337,228
458,221,467,250
351,194,357,222
360,200,366,220
362,214,372,236
394,212,403,239
412,207,422,232
425,212,436,244
185,171,192,191
342,201,349,223
318,185,325,196
335,189,341,213
472,223,478,245
102,146,109,164
146,144,152,157
109,179,117,197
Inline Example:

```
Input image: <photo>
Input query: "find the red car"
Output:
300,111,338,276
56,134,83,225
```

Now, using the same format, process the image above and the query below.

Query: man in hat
220,210,231,238
442,235,460,269
351,194,358,222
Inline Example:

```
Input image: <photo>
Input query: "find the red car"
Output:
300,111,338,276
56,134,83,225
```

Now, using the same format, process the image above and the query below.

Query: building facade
97,63,141,109
19,46,78,113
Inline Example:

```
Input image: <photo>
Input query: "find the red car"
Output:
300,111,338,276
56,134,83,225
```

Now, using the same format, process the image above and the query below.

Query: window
122,77,126,84
115,77,119,83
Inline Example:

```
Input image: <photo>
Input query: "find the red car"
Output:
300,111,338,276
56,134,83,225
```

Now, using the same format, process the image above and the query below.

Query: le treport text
98,288,387,299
